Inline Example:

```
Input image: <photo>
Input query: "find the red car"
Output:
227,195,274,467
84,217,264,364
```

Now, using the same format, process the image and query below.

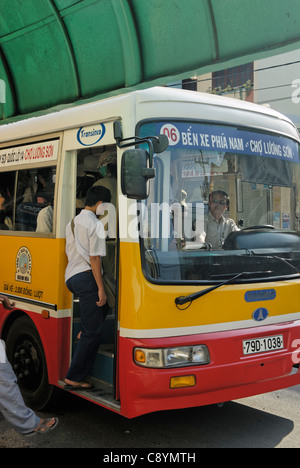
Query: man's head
0,191,9,211
85,185,111,208
0,195,5,211
36,189,53,205
209,190,229,221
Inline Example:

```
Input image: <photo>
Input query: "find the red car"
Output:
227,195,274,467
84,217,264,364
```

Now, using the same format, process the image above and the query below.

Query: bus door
69,143,119,400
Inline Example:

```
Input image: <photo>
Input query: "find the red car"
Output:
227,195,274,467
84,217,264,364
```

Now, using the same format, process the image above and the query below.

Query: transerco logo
77,123,106,146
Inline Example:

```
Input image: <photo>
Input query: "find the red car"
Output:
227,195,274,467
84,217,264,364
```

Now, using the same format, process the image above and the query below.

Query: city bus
0,86,300,418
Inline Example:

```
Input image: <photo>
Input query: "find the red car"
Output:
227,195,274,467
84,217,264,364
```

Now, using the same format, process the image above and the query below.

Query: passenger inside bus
0,190,12,230
93,149,117,239
76,163,86,211
22,167,54,203
76,147,117,233
15,167,56,232
35,188,54,233
75,152,101,211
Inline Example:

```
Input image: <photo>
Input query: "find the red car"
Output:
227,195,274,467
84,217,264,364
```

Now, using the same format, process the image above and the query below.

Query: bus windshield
138,120,300,283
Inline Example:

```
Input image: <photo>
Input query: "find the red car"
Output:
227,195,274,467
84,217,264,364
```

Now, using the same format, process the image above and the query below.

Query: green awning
1,0,300,122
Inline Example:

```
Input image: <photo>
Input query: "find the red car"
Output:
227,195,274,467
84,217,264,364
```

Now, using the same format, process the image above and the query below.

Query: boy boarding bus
0,87,300,418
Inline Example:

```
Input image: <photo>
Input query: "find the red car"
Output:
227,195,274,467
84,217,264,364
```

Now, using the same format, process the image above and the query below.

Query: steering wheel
242,225,275,231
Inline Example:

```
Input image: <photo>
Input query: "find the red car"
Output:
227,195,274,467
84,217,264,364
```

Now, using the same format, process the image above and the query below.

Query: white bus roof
0,87,298,144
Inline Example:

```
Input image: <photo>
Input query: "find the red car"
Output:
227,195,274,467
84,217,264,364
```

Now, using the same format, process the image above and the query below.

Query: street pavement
1,384,299,449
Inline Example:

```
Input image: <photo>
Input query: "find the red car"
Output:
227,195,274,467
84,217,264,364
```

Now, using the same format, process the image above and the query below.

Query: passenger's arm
90,255,107,307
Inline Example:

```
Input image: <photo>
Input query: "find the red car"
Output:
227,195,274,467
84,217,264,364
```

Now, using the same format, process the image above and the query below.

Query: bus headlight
134,345,210,368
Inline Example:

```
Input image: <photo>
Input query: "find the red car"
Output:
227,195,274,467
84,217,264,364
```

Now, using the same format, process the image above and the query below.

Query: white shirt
204,211,239,249
36,205,53,233
65,209,106,282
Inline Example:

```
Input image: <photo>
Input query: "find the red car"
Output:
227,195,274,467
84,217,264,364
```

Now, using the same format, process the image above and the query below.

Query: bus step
70,327,115,384
98,343,114,356
88,344,114,384
59,379,120,412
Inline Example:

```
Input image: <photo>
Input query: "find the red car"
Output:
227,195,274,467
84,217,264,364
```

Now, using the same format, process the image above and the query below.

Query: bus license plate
243,335,284,355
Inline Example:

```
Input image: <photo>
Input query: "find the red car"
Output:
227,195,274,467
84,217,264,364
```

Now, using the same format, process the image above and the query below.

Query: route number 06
160,124,180,146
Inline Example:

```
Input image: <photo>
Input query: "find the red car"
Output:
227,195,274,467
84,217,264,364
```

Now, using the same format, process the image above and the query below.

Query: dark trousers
66,270,105,382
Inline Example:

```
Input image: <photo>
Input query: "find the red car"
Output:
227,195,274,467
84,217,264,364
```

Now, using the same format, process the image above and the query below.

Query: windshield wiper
175,254,300,308
267,255,300,274
247,251,300,275
175,271,247,307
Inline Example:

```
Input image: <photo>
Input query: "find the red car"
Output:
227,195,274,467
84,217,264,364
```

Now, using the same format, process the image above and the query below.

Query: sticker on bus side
77,123,106,146
0,140,59,168
15,246,32,283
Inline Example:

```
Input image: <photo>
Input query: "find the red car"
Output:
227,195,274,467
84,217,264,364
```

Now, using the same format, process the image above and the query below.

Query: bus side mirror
121,148,155,199
114,121,169,199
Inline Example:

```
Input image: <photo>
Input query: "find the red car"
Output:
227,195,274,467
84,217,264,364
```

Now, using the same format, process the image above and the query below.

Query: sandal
24,417,58,437
64,379,93,391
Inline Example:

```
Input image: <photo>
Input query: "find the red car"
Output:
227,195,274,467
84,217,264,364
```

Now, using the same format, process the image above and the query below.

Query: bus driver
204,190,239,249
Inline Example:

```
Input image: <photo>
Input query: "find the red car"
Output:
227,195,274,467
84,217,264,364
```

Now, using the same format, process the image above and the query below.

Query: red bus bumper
118,321,300,418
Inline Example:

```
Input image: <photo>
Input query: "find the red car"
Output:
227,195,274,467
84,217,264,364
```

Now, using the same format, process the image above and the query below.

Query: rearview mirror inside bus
121,148,155,199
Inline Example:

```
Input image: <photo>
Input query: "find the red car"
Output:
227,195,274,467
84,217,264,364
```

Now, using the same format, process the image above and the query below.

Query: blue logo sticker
245,289,276,302
252,307,269,322
77,123,106,146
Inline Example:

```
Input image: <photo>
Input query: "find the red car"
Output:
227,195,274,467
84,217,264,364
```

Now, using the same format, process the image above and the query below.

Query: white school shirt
36,205,53,233
65,209,106,282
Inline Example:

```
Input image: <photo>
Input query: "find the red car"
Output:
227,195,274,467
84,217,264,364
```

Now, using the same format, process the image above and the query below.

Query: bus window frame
0,133,62,237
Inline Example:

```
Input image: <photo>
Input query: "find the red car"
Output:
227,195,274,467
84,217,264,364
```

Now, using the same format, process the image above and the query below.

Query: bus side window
15,167,56,233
